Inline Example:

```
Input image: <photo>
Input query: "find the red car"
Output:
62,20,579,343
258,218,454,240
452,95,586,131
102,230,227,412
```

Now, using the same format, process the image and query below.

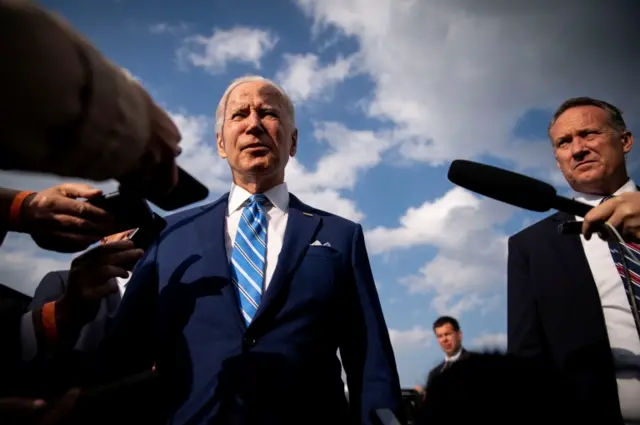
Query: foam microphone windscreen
447,160,557,213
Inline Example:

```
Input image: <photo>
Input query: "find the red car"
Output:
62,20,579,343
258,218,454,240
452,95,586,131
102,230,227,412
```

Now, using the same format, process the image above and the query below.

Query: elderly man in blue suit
91,75,403,425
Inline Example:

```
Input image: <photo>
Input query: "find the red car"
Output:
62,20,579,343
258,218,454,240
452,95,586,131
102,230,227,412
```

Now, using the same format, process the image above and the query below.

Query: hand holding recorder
17,183,116,253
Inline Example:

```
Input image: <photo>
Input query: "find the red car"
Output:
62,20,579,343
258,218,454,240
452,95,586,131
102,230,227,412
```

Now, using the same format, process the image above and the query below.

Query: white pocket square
311,240,331,247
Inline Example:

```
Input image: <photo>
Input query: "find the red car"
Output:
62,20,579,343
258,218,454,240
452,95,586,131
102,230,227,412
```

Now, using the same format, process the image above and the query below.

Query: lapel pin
303,212,313,217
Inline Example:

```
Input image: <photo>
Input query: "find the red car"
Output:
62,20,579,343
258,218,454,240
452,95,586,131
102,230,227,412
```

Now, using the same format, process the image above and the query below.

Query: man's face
217,81,297,180
550,105,633,194
435,323,462,357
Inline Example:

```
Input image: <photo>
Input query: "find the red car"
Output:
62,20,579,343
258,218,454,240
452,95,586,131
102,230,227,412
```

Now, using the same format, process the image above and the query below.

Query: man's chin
242,159,273,175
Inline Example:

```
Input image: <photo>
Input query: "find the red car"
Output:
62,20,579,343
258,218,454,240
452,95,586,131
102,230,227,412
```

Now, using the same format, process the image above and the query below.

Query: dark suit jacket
92,193,403,425
425,348,472,389
29,270,122,352
0,287,31,397
507,211,623,424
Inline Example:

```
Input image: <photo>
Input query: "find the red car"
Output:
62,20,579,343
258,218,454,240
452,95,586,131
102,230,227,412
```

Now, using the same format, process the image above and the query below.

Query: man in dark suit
508,97,640,424
82,75,402,425
425,316,471,389
29,230,135,353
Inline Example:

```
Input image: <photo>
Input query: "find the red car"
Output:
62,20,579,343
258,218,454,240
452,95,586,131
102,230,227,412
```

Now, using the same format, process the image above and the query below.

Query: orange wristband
41,302,59,344
8,191,35,231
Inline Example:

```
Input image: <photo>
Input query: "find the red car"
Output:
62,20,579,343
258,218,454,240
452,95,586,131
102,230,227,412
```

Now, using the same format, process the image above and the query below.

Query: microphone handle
552,195,593,218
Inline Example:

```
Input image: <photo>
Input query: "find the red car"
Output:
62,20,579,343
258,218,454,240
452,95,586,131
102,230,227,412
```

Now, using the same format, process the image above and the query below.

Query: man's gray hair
215,75,296,134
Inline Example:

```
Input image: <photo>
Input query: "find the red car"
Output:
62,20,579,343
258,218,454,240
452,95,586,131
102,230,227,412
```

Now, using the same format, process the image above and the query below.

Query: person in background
29,229,138,355
424,316,471,391
508,97,640,424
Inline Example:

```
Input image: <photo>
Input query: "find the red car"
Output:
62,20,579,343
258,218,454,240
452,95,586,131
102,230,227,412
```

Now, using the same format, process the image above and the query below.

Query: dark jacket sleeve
506,235,546,358
29,271,67,309
338,224,403,425
0,297,28,396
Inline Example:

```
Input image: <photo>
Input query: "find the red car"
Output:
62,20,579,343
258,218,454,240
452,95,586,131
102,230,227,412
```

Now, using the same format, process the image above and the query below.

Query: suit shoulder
290,194,360,231
509,212,563,245
162,193,228,229
427,360,444,376
39,269,68,283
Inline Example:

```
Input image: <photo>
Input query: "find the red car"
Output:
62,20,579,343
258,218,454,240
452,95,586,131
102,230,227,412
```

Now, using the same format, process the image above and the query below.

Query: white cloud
275,53,356,103
470,332,507,350
0,233,73,296
389,326,432,351
288,0,639,317
283,121,399,221
365,187,513,314
177,27,278,74
293,0,640,178
149,22,191,35
288,122,395,191
170,112,229,193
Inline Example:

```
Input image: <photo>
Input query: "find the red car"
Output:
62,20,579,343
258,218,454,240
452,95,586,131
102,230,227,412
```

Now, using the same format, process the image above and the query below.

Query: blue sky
1,0,639,387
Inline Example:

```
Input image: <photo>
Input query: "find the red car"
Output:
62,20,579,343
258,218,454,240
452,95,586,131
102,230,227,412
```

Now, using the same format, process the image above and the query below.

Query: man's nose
570,138,589,159
246,110,264,134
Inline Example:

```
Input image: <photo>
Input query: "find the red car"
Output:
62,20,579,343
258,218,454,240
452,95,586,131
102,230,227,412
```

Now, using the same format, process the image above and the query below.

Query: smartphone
88,192,154,232
143,167,209,211
128,214,167,251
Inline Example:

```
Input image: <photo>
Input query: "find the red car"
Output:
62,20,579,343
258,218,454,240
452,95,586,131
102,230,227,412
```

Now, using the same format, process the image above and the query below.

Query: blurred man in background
424,316,471,390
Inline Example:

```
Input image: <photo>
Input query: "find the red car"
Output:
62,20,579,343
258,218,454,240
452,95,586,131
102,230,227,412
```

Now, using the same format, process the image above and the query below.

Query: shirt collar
227,182,290,215
573,178,637,207
445,347,464,362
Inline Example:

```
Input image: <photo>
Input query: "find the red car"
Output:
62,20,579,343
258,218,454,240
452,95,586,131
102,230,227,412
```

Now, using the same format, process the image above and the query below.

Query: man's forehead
226,82,286,108
435,325,456,334
554,106,608,129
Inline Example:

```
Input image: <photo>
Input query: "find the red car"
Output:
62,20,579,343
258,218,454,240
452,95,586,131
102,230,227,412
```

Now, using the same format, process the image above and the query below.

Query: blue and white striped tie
231,194,268,327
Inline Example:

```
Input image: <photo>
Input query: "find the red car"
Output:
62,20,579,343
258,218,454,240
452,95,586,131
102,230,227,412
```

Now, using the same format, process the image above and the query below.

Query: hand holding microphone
583,192,640,242
447,159,640,243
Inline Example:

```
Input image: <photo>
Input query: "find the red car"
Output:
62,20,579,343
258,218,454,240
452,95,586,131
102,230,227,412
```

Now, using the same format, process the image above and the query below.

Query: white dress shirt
224,182,290,291
445,347,464,363
574,179,640,422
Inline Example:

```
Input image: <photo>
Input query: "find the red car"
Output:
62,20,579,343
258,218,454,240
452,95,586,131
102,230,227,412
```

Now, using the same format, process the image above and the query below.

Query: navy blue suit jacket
507,212,623,424
96,192,402,425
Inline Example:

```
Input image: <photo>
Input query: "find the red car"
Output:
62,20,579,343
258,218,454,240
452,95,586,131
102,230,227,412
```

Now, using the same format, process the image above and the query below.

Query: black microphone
447,160,593,234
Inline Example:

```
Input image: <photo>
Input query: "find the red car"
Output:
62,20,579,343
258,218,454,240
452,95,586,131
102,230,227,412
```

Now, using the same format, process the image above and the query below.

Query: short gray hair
215,75,296,134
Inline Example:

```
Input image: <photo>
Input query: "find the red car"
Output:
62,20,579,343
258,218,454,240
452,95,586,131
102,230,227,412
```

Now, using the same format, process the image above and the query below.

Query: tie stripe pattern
602,196,640,318
231,194,268,327
608,241,640,313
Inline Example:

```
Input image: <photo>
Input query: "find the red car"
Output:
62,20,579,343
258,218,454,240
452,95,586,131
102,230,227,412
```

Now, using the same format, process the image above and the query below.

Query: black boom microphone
446,159,593,218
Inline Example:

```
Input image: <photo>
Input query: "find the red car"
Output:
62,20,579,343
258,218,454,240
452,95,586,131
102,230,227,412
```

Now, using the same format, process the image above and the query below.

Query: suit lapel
194,195,245,331
252,194,321,325
549,212,605,319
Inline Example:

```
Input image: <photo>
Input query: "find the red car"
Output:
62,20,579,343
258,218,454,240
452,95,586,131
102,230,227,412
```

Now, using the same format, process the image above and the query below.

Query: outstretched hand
21,183,116,252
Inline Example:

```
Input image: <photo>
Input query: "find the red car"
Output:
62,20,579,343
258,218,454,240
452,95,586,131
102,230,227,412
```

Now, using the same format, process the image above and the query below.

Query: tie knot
250,194,267,206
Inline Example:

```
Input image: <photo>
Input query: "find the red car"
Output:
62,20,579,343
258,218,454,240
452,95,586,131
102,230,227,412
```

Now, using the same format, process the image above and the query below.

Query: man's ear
622,131,634,155
289,129,298,157
217,133,227,159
